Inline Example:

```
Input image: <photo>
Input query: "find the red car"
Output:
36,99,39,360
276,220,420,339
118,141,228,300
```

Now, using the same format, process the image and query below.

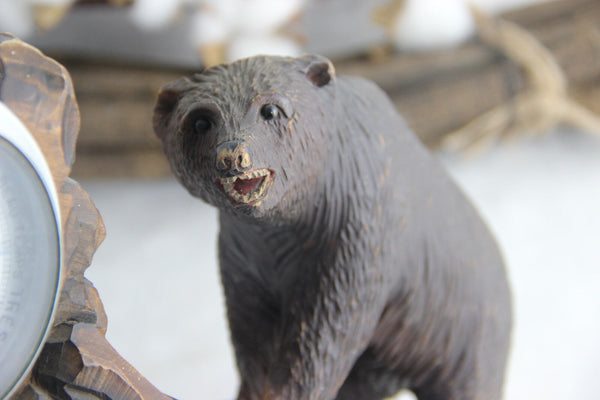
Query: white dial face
0,105,61,398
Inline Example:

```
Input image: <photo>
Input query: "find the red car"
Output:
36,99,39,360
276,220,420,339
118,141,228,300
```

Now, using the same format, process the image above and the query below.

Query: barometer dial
0,103,61,399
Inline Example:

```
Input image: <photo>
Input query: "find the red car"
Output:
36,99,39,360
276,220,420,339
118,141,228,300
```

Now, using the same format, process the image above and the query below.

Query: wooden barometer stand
1,33,172,400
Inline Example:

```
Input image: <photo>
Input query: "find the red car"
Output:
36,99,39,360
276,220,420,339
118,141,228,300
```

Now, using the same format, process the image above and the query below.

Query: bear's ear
153,77,193,140
298,54,335,88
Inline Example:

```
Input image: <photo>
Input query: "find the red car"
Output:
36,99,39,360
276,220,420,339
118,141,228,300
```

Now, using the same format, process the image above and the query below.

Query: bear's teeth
218,168,272,205
221,180,236,195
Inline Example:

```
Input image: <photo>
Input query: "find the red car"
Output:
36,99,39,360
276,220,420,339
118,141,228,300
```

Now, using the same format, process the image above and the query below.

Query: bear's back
336,74,508,298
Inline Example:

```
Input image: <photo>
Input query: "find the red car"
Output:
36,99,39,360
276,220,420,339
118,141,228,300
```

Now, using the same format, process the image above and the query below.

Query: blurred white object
226,34,301,62
192,0,304,64
390,0,551,51
128,0,304,63
0,0,35,37
0,0,73,36
129,0,182,30
391,0,475,51
235,0,304,34
190,7,229,46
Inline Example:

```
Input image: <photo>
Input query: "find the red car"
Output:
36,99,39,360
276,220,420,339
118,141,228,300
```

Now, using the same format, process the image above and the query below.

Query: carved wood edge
0,33,173,400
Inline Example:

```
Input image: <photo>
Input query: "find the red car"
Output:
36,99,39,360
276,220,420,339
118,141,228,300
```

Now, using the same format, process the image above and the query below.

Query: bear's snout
216,140,252,176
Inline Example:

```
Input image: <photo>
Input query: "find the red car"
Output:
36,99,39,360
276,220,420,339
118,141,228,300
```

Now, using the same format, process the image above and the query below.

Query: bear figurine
153,54,512,400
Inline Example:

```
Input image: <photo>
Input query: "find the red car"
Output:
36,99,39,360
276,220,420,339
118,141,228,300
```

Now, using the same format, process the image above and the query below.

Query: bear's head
153,54,336,223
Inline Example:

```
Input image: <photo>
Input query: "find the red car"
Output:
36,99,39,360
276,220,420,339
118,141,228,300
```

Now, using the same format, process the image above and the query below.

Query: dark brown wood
336,0,600,147
438,4,600,151
1,33,171,400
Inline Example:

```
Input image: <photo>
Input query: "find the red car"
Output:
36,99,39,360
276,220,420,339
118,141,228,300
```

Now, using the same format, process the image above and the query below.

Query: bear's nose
216,140,252,175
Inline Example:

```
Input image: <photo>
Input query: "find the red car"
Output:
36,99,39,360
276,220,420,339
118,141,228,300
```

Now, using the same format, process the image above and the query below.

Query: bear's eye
182,107,215,136
260,104,280,121
194,117,212,135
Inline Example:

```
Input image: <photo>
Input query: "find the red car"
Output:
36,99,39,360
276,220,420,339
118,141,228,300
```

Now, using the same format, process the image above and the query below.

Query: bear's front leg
221,233,389,400
268,272,383,400
218,236,281,400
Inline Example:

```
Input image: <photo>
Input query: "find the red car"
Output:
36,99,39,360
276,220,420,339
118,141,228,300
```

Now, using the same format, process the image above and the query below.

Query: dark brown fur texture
153,55,512,400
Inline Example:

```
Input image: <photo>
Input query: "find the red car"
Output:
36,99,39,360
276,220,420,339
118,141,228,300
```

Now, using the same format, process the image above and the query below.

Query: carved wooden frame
1,34,171,400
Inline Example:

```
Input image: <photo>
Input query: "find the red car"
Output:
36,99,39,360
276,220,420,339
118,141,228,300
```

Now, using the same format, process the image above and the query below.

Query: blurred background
2,0,599,399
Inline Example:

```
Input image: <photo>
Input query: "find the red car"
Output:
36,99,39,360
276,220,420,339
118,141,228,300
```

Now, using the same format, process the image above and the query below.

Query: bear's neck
287,113,388,248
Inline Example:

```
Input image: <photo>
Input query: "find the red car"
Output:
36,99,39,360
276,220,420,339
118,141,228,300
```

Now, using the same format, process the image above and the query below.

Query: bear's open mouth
216,168,274,206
